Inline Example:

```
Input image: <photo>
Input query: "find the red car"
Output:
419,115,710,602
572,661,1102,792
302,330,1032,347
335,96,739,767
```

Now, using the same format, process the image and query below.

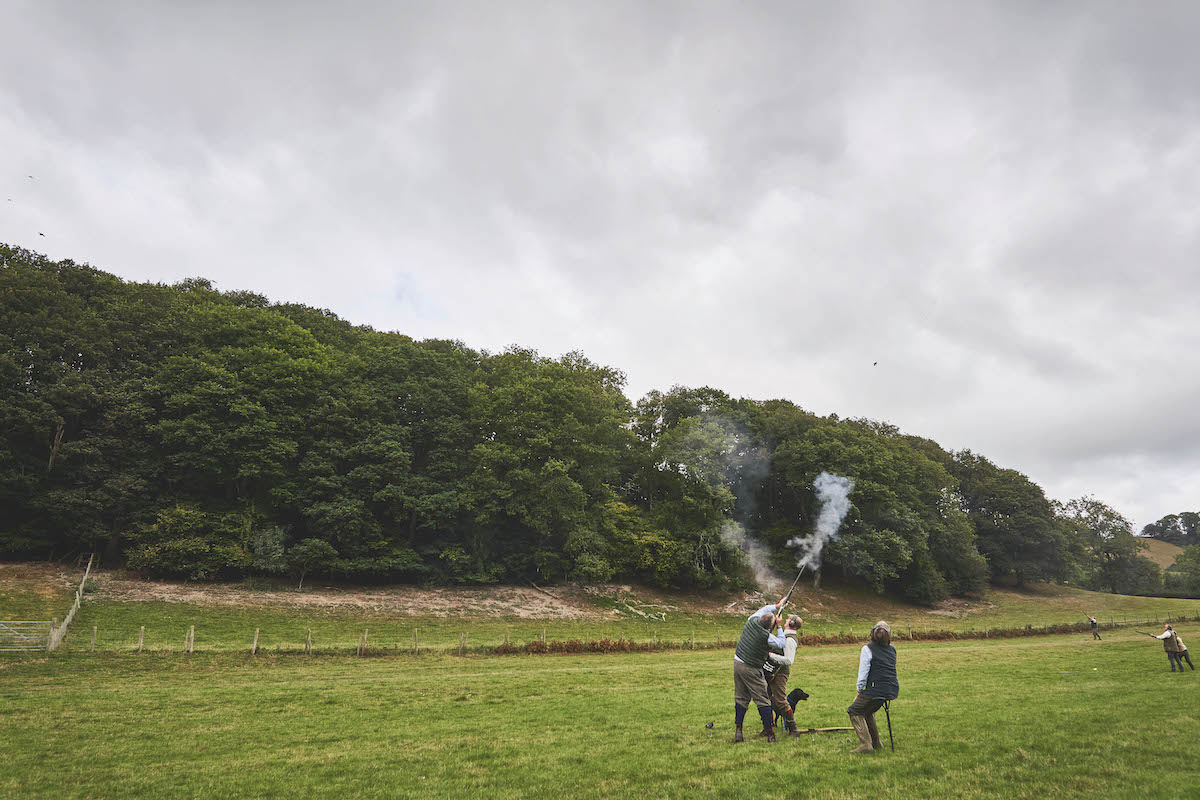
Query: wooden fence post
690,631,695,650
187,625,195,654
458,632,464,656
137,626,144,653
542,628,546,645
90,626,97,652
252,628,260,655
305,629,312,655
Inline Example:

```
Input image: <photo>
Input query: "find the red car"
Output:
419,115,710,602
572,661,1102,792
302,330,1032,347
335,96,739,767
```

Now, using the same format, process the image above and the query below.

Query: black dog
773,687,810,727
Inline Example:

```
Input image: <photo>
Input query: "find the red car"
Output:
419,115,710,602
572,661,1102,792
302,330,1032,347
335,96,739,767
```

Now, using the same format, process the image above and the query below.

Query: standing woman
847,621,899,754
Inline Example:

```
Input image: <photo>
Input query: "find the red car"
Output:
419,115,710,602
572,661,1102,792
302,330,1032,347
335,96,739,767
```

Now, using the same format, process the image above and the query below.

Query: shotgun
780,565,807,608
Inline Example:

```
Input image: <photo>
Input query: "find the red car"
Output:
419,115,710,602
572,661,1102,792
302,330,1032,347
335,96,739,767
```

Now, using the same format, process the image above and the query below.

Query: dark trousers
1091,629,1101,640
1180,650,1195,670
1168,651,1184,671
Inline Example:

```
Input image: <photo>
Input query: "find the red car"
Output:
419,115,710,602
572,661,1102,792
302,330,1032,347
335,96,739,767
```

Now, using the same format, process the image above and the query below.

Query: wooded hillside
2,244,1192,601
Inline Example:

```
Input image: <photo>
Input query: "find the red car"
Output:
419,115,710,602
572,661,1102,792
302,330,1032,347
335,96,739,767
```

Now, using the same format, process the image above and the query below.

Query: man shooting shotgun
1145,624,1195,672
731,594,791,743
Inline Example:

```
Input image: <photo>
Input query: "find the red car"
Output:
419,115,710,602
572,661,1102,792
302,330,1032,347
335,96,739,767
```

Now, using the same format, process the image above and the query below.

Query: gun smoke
720,520,777,589
787,471,855,572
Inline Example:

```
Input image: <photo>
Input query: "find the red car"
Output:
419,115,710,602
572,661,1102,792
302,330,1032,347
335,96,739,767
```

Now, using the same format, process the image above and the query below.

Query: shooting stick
1136,631,1153,636
884,700,894,752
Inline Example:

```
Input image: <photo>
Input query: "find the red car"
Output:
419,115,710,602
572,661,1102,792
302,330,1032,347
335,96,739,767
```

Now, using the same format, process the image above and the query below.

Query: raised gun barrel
780,565,806,607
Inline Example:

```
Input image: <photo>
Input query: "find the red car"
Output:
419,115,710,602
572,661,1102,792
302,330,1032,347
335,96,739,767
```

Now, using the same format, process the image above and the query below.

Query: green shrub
126,537,252,580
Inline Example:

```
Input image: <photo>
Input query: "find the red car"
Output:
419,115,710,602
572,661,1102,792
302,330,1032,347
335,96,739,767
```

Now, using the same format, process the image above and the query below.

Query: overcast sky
3,1,1197,531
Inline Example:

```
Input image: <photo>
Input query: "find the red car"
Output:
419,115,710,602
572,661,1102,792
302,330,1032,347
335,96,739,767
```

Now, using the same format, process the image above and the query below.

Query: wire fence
30,610,1200,658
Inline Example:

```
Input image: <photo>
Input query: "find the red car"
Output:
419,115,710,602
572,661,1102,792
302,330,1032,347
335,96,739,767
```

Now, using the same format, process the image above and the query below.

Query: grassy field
0,563,77,621
56,580,1200,654
2,630,1198,799
4,562,1200,653
53,591,1200,655
1139,537,1185,570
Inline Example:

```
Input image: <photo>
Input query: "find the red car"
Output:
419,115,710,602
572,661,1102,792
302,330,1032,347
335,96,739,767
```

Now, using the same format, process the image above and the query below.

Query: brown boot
764,728,778,743
849,716,874,753
733,726,743,743
786,719,801,739
865,713,883,751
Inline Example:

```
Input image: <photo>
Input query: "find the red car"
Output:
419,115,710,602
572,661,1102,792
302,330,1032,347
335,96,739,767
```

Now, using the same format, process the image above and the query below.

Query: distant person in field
763,614,803,738
1088,616,1101,640
1147,624,1193,671
732,595,789,743
846,621,899,754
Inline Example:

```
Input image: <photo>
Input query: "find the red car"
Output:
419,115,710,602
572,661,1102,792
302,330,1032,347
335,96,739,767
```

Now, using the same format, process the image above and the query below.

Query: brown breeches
733,660,772,708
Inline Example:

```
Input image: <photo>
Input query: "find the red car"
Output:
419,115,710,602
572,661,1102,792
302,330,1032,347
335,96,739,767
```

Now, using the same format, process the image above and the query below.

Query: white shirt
856,644,872,690
768,631,799,667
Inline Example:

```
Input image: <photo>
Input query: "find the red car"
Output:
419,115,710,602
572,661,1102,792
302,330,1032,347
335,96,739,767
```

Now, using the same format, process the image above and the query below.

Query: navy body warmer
864,641,899,700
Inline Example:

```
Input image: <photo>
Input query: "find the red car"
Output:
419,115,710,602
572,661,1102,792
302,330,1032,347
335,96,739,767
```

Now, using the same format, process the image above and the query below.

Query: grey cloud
3,0,1199,529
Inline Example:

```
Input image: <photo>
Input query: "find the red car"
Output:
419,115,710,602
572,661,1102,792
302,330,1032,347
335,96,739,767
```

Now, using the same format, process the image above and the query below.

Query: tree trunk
46,420,65,473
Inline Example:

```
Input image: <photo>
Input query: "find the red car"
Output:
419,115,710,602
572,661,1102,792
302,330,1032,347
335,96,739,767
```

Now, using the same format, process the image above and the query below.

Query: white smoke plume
719,519,781,590
787,471,856,572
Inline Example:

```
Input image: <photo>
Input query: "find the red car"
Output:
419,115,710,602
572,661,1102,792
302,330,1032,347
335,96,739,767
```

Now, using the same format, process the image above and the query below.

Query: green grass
0,565,74,621
47,585,1200,654
63,598,759,653
1,630,1198,798
4,562,1200,653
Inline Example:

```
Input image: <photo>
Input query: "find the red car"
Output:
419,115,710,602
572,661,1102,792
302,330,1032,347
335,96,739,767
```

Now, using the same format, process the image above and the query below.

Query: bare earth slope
4,562,1198,635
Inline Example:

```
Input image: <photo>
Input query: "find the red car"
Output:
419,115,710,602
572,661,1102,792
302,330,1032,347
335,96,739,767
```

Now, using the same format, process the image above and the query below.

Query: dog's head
788,688,809,705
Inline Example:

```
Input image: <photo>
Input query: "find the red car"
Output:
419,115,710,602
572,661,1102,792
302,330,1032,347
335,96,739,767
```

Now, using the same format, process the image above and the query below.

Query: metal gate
0,621,53,652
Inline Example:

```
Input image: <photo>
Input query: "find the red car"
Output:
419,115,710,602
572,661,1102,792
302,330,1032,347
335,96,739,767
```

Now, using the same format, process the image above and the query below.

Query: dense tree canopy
1141,512,1200,547
0,245,1181,600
